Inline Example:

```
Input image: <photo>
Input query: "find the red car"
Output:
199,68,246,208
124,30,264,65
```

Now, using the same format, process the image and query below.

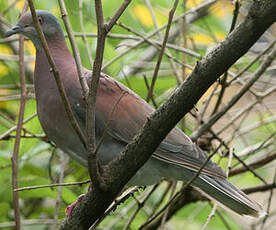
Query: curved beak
5,25,23,37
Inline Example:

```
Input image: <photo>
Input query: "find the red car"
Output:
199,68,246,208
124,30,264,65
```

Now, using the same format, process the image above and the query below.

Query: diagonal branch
58,0,89,98
146,0,179,102
27,0,87,148
61,1,276,229
229,152,276,177
191,47,276,141
106,0,131,32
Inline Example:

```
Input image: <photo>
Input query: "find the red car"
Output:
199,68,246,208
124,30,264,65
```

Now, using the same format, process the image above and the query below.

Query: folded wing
83,73,227,179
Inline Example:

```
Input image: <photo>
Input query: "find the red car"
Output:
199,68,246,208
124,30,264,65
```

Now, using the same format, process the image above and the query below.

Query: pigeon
6,10,264,217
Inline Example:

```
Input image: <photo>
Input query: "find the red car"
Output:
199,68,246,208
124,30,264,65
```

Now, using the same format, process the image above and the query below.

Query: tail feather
193,175,265,217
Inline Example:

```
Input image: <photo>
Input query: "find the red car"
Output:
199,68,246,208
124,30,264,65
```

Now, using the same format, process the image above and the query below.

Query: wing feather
75,72,226,179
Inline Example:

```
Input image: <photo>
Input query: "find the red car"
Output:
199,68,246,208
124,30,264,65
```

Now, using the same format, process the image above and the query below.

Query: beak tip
4,25,22,37
4,30,15,37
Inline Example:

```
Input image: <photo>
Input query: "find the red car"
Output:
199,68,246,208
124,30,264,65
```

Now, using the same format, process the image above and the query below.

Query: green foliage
0,0,275,229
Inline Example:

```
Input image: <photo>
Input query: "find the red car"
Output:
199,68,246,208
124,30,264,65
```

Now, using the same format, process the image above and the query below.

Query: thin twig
0,32,201,57
2,0,18,15
144,0,183,84
122,185,159,230
143,75,157,108
235,129,275,159
86,0,131,190
191,47,276,141
94,91,127,156
242,183,276,195
211,0,240,115
180,0,187,84
11,3,29,229
261,169,276,229
215,210,232,230
27,0,87,148
51,152,69,230
198,81,220,124
90,186,142,230
229,153,276,177
225,115,276,143
14,180,91,192
227,40,276,86
202,204,218,230
79,0,93,67
148,181,173,218
0,219,59,228
102,0,216,70
58,0,89,98
146,0,179,102
0,113,37,140
160,181,176,229
105,0,132,32
208,128,268,184
102,186,158,230
3,134,47,140
233,152,267,184
117,22,193,71
0,94,34,102
86,0,107,190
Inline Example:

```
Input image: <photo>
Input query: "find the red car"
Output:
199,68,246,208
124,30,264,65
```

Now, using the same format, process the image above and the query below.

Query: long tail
193,175,265,217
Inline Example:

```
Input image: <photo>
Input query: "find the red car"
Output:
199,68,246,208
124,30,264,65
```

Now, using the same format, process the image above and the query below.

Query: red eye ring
37,16,44,25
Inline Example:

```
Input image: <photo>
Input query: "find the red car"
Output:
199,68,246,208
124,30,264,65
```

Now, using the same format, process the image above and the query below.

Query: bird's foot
65,194,85,218
88,182,93,191
65,183,92,218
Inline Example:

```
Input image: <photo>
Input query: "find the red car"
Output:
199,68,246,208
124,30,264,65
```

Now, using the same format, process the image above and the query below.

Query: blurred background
0,0,275,229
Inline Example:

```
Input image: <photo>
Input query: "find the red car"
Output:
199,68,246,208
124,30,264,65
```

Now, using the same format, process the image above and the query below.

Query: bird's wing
76,72,226,179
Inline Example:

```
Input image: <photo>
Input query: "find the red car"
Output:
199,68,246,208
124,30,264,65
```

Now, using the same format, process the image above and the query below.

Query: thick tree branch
61,1,276,229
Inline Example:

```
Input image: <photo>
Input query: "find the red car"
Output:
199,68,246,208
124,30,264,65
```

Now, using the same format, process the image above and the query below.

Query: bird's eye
37,16,44,25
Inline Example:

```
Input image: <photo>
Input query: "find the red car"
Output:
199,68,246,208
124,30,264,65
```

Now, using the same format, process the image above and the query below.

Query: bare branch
14,180,91,192
86,0,109,190
103,0,216,70
191,47,276,141
145,0,179,102
243,183,276,195
105,0,131,32
230,152,276,177
51,153,69,230
27,0,87,148
79,0,93,67
11,2,29,229
86,0,131,190
58,0,89,98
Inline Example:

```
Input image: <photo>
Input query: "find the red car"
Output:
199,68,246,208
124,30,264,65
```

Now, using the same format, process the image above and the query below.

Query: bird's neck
36,36,75,68
34,36,77,92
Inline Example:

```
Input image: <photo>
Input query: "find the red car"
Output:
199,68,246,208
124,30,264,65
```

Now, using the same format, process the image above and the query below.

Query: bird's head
5,10,63,48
